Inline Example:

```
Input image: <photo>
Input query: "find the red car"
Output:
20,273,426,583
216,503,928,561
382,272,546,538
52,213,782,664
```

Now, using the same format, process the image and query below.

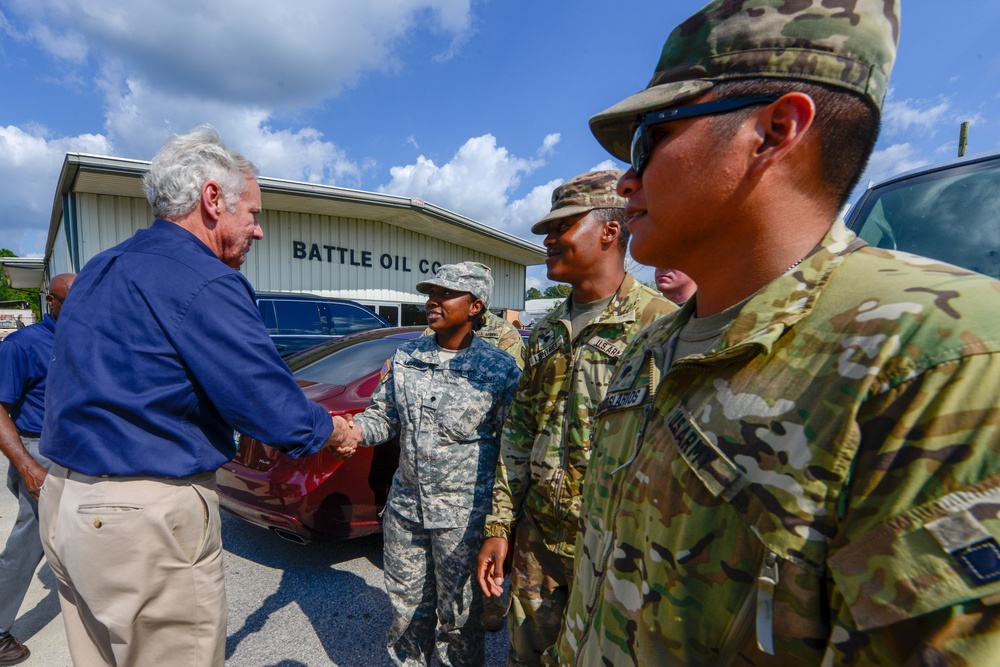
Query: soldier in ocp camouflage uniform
477,310,526,370
352,262,521,667
553,1,1000,665
476,172,674,666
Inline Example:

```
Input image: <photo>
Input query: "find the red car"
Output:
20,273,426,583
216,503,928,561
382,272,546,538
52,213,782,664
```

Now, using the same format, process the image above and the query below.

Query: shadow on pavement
12,564,60,643
223,514,392,666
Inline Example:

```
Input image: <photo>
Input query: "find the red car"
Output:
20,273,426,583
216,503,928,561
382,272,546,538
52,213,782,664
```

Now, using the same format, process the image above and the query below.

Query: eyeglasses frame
630,96,780,176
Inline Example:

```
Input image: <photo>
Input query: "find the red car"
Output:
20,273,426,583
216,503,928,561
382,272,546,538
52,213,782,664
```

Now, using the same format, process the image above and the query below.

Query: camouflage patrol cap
590,0,901,161
530,170,626,235
415,261,493,309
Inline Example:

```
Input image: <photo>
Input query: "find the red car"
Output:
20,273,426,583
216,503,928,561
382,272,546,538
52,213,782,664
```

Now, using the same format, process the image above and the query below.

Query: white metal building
23,153,545,325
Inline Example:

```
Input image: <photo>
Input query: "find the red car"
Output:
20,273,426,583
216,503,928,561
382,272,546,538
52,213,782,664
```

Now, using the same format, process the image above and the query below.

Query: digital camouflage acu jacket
485,274,673,556
554,222,1000,666
354,334,520,530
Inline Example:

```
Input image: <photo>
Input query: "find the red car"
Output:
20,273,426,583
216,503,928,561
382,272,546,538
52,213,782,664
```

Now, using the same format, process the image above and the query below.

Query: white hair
142,125,259,219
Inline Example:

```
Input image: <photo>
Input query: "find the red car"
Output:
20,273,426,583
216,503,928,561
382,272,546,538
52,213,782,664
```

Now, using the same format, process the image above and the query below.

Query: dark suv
845,151,1000,279
256,292,390,356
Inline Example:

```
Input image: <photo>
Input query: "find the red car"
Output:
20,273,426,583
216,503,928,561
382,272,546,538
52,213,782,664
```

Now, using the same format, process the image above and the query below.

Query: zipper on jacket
755,550,780,655
609,351,657,476
552,322,580,548
715,548,779,664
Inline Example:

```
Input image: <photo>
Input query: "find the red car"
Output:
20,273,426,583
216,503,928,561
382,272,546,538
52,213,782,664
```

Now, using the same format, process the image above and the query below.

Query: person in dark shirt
38,126,349,666
0,273,74,665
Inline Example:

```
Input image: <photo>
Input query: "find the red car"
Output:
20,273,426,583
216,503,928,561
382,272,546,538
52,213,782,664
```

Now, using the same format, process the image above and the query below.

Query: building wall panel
70,196,526,310
76,193,151,266
245,210,525,309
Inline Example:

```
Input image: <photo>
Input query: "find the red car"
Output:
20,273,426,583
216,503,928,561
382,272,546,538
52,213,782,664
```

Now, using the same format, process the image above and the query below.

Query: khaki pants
39,464,226,667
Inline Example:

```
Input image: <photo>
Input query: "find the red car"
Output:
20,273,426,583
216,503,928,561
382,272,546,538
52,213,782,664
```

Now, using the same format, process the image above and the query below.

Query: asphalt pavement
0,456,511,666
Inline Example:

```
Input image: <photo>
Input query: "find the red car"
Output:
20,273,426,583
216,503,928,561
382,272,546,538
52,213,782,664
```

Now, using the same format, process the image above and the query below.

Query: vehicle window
852,158,1000,279
293,339,403,385
401,303,428,326
327,304,385,335
259,301,278,334
271,301,329,336
377,305,399,326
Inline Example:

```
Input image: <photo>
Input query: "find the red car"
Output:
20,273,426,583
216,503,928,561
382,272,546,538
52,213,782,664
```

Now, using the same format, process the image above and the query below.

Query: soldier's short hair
709,79,880,208
589,207,630,253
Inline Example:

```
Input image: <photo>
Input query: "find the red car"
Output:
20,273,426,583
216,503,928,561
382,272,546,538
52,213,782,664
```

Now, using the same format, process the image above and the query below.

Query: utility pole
958,121,969,157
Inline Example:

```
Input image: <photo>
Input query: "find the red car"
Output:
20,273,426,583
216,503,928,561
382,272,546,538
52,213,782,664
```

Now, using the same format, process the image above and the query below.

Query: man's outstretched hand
328,414,362,458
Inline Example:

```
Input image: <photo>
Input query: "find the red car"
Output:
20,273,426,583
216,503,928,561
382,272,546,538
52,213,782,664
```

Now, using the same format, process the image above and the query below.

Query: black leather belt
17,430,41,438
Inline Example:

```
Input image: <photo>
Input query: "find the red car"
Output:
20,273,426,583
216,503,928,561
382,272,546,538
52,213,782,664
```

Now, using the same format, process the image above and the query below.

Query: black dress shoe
0,635,29,665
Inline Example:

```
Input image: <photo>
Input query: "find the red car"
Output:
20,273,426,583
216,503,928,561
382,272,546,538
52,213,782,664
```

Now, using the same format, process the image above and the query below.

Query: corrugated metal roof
0,257,46,289
49,153,546,267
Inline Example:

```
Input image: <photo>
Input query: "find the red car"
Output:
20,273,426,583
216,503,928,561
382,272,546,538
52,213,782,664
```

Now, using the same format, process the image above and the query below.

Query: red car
217,326,422,543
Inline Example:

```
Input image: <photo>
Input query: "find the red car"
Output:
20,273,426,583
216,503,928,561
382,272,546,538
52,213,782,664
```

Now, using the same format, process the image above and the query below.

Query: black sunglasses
44,291,64,304
630,96,779,176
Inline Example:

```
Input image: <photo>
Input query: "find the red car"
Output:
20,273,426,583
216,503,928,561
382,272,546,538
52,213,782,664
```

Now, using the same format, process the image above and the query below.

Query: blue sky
2,1,998,290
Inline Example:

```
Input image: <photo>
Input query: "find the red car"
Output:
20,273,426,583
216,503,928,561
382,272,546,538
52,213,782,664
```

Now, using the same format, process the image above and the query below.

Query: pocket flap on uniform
829,479,1000,632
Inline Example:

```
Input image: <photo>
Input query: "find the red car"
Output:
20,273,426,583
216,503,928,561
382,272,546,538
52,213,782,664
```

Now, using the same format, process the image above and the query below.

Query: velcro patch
587,336,624,359
666,404,748,503
926,511,1000,587
529,334,565,367
955,539,1000,587
597,387,648,416
379,359,391,382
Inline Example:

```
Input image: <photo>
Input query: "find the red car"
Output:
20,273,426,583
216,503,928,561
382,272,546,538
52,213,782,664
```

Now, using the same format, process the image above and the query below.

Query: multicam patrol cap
530,170,626,235
590,0,901,161
415,261,494,309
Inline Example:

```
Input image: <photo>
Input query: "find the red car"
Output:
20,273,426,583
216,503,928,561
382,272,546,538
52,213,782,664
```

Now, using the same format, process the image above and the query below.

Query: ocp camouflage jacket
477,310,526,370
554,222,1000,666
485,274,673,556
354,334,520,530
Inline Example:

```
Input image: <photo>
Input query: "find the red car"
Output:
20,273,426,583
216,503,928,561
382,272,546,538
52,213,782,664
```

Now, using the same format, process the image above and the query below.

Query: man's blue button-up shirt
0,315,57,434
41,219,333,477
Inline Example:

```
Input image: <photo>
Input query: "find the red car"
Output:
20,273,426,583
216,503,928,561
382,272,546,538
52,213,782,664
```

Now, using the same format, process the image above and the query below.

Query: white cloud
4,0,473,108
859,143,931,186
98,75,362,185
379,134,558,238
590,159,622,172
25,21,89,63
0,0,474,253
882,94,951,137
503,179,561,239
538,133,560,156
0,125,111,256
525,276,545,290
377,141,646,293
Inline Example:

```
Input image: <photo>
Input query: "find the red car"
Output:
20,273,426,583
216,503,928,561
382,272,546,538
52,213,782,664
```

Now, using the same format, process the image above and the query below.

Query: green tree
542,284,572,299
0,249,41,320
524,287,543,300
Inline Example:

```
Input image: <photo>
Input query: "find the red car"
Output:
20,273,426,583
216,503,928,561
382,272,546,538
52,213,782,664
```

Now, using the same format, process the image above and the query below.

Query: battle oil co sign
292,241,443,276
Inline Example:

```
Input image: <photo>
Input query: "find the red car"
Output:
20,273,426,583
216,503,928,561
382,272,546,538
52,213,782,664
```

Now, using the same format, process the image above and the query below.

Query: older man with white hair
39,126,351,666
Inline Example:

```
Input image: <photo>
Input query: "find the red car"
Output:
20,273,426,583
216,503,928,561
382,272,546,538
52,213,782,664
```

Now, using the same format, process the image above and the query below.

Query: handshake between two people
327,414,363,459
